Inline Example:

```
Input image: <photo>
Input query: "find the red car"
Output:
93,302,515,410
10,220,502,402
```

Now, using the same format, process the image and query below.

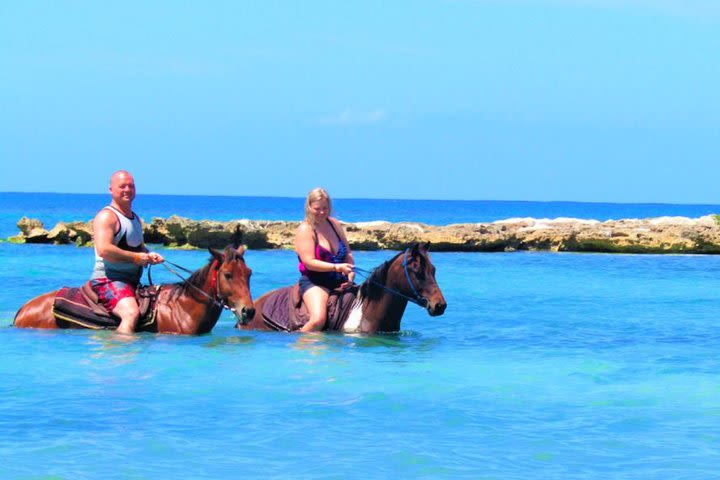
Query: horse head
209,245,255,325
398,242,447,317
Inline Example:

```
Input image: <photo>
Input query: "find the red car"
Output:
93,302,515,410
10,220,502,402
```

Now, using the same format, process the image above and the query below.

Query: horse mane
165,247,243,301
166,256,216,301
223,247,243,263
185,260,214,289
358,249,405,301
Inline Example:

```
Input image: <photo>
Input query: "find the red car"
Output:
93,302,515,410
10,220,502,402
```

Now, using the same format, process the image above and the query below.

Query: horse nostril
244,307,256,320
429,302,446,316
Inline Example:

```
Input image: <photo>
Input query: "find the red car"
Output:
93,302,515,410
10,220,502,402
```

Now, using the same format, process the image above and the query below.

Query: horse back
236,286,286,331
14,290,60,329
15,284,162,331
238,284,358,332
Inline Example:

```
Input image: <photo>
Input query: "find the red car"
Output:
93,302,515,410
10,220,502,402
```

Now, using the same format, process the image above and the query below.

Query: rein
158,260,234,311
353,248,428,307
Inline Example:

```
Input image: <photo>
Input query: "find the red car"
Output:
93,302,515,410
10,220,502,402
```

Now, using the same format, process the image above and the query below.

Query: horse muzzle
426,300,447,317
234,304,256,325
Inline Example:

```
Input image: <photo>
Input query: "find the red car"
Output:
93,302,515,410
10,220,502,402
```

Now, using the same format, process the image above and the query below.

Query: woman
296,188,355,332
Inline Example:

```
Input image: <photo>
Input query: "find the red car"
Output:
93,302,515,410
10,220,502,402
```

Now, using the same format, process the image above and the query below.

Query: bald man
90,171,164,334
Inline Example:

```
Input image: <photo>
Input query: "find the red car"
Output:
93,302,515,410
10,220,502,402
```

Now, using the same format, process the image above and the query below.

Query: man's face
109,173,136,204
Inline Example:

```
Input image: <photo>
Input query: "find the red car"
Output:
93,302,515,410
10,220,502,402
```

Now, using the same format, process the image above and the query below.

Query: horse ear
235,244,246,256
231,226,243,250
209,247,224,263
422,241,431,252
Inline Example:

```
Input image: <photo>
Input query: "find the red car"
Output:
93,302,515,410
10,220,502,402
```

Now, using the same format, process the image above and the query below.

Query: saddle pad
324,287,359,332
261,286,295,331
52,282,159,330
53,285,118,329
261,284,359,332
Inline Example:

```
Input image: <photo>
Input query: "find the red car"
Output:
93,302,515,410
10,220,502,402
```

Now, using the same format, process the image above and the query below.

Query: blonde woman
295,188,355,332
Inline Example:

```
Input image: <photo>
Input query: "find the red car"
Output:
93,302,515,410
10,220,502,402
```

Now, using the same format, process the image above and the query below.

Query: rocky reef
8,215,720,254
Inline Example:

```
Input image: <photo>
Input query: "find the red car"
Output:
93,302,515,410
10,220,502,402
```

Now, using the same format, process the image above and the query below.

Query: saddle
262,283,359,332
52,282,161,330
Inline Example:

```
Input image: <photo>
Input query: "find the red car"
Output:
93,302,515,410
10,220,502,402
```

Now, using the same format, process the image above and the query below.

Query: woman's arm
296,223,339,273
295,222,354,275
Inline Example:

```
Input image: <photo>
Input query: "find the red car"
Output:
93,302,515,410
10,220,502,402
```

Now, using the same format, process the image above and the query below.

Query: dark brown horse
14,246,255,335
239,242,446,334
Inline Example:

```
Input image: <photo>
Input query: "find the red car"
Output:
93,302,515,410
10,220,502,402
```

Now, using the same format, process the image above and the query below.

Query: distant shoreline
3,190,720,206
8,215,720,254
4,193,720,237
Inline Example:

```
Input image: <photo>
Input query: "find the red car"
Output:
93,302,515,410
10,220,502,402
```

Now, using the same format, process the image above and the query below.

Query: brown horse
14,246,255,335
239,242,446,334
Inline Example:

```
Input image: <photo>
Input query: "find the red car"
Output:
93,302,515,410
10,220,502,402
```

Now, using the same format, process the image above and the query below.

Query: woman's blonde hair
304,187,332,225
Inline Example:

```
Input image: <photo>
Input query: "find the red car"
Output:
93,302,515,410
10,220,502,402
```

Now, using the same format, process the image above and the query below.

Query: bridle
154,260,237,312
354,248,428,307
402,248,428,307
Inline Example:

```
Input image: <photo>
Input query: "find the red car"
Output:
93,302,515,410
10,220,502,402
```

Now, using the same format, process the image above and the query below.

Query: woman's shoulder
327,217,343,228
327,217,348,235
296,221,314,235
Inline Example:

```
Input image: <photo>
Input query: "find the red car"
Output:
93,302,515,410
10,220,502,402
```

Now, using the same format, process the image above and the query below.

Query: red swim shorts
90,278,137,313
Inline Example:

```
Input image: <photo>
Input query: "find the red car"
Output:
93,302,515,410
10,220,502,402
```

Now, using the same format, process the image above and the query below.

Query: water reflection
85,331,143,364
203,335,256,348
292,332,332,355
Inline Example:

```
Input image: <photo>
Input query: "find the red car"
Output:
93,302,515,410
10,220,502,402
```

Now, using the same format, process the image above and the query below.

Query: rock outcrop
8,215,720,254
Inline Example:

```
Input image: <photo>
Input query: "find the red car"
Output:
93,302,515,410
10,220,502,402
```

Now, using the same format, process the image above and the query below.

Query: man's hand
134,252,165,266
148,252,164,264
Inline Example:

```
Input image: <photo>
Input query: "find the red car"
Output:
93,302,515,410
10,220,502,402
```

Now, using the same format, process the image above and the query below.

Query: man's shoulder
94,207,119,227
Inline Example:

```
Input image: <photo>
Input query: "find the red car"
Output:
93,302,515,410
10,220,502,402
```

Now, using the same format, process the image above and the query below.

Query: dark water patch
202,335,256,348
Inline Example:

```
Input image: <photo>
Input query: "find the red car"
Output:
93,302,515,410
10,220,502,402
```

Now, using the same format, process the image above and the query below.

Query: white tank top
91,205,144,283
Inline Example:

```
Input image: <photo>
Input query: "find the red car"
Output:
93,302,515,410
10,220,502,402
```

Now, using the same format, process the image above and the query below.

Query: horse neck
359,268,408,333
160,262,222,334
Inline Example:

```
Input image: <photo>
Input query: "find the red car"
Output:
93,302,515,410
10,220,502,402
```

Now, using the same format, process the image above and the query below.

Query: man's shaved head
108,170,136,207
110,170,134,185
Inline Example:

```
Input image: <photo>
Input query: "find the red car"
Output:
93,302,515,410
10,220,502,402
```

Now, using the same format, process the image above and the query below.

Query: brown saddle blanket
52,282,161,330
262,283,359,332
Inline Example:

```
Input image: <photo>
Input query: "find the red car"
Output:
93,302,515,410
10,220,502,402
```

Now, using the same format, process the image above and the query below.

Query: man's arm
93,210,163,266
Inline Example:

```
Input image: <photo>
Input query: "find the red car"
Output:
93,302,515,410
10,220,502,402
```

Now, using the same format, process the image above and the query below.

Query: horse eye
224,272,233,279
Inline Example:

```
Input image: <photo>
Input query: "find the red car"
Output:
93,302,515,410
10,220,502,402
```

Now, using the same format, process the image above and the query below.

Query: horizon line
1,191,719,207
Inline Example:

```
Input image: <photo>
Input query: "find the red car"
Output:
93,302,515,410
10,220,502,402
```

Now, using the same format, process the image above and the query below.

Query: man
90,170,164,334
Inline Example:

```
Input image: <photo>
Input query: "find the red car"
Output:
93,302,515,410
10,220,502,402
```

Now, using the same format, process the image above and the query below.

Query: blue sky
1,1,718,202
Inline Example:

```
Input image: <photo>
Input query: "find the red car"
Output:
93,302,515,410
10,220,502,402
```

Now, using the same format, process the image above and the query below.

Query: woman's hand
336,263,355,290
340,271,356,290
333,262,354,275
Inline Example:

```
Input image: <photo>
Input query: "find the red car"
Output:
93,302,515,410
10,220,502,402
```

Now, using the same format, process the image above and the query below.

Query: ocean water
2,195,720,479
2,192,720,239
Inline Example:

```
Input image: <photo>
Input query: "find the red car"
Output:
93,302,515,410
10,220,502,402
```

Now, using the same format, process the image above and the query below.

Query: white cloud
570,0,720,16
317,109,388,126
460,0,720,17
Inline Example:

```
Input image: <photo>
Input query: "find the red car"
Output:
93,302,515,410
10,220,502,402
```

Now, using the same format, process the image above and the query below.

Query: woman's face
309,199,329,221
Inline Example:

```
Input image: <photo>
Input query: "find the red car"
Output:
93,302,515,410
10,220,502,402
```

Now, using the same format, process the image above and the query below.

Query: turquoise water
2,240,720,479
